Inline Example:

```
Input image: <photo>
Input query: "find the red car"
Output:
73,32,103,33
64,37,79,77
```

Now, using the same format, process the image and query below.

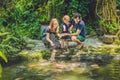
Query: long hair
49,18,59,33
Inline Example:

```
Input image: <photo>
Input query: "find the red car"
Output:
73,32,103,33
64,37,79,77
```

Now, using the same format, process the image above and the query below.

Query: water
1,59,120,80
90,60,120,80
1,61,91,80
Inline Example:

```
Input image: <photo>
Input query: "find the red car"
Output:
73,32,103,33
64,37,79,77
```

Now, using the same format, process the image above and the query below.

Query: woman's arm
46,33,54,46
56,27,62,38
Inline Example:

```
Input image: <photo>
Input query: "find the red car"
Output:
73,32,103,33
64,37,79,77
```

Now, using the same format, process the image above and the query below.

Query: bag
41,26,49,40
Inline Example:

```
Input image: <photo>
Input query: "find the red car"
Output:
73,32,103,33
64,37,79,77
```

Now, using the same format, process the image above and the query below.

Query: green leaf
0,64,2,78
0,51,8,63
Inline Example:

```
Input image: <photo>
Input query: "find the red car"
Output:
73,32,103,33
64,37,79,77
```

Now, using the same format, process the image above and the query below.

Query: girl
42,18,61,61
61,15,71,51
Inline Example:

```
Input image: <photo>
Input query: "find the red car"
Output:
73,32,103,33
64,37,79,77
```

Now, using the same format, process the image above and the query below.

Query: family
42,13,86,61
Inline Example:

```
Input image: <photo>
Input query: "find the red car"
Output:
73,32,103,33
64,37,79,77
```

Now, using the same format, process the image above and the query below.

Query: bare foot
76,44,83,49
50,57,55,62
55,63,66,69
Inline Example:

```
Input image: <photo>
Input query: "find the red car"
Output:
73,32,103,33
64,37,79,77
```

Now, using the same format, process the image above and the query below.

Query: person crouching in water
61,15,71,51
42,18,61,61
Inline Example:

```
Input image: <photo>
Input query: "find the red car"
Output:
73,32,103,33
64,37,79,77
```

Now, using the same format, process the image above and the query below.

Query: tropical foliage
0,51,8,78
0,0,119,79
0,0,119,63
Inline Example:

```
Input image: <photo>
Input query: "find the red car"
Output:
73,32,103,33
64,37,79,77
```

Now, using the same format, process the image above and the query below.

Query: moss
41,50,50,58
88,45,120,54
18,51,43,61
114,47,120,53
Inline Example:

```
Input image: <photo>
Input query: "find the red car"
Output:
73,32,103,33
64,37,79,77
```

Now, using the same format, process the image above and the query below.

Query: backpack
41,26,48,40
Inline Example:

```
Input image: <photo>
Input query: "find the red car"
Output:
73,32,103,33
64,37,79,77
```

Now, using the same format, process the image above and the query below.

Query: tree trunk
96,0,119,34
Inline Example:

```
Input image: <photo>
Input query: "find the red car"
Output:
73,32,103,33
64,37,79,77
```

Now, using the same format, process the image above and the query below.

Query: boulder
101,35,117,44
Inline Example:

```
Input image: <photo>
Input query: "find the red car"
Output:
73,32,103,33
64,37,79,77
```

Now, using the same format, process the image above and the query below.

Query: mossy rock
18,51,43,61
101,35,116,44
115,47,120,53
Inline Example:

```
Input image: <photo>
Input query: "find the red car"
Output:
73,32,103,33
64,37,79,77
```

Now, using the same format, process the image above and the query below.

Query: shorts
62,36,71,40
61,32,71,40
76,35,85,42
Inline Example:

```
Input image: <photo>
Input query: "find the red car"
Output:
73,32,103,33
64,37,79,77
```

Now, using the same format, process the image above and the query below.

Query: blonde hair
49,18,59,33
63,15,70,22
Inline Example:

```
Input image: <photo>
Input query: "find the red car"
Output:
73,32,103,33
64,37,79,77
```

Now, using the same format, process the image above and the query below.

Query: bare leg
71,36,82,48
66,40,69,48
50,49,56,61
61,40,64,48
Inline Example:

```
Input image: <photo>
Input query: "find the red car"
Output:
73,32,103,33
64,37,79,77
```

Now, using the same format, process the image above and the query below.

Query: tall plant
96,0,120,35
0,0,51,57
0,51,7,78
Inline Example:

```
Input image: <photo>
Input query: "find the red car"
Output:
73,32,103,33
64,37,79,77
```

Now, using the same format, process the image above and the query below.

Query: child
61,15,71,51
42,18,61,61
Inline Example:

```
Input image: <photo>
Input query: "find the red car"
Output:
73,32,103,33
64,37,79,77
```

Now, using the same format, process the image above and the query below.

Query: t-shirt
61,22,71,33
72,20,86,38
42,27,57,41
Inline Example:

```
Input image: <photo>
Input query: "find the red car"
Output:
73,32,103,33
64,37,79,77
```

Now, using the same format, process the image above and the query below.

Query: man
67,13,86,49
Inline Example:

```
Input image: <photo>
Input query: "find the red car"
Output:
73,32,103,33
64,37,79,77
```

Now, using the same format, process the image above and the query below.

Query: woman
42,18,61,61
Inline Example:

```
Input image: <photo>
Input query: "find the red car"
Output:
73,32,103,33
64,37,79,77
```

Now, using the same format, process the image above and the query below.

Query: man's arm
68,29,81,36
69,25,73,33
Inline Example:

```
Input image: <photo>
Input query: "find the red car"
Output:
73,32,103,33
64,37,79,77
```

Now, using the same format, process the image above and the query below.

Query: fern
0,51,8,78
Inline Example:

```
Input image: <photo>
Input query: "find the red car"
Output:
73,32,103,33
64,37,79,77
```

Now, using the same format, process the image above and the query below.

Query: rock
55,63,66,69
101,35,116,44
91,64,100,69
27,39,46,51
15,78,24,80
84,36,104,47
26,44,35,49
113,54,120,60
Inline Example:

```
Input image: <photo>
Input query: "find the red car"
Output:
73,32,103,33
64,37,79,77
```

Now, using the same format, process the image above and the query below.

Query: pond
1,59,120,80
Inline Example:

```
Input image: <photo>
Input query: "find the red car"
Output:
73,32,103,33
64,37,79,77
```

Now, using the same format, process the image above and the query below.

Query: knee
71,36,76,41
52,49,57,53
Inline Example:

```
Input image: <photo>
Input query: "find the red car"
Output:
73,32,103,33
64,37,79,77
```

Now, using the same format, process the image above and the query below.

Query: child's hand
58,34,62,39
62,33,68,36
50,42,54,46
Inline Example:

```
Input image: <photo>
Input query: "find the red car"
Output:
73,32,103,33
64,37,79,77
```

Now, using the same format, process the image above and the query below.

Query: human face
53,21,58,29
74,17,80,24
65,17,70,24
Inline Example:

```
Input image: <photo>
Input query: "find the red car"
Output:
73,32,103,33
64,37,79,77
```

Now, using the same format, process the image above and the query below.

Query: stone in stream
90,64,100,69
55,63,66,69
26,44,36,50
113,54,120,60
100,35,117,44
